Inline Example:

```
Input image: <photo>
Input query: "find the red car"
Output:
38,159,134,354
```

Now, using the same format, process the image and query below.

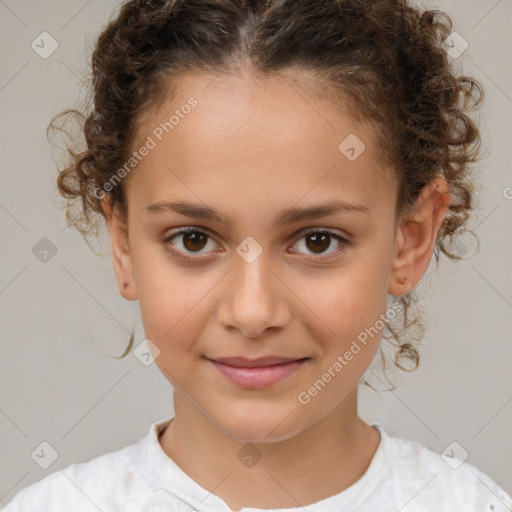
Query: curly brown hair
49,0,484,390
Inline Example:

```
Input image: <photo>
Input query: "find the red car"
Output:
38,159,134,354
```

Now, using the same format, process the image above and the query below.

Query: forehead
129,71,397,219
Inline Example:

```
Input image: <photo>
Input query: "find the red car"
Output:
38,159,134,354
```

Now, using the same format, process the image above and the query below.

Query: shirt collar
136,416,391,512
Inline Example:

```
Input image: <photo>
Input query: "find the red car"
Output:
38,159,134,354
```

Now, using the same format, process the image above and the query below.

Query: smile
206,357,309,390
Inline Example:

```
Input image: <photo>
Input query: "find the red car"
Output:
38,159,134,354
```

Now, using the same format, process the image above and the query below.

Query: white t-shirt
3,416,511,512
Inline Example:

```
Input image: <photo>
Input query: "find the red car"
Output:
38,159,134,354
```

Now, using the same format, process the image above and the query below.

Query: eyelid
288,228,351,258
161,226,351,261
295,226,351,242
162,226,221,259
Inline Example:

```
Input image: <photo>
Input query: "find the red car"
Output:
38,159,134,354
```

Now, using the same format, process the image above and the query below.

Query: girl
4,0,511,510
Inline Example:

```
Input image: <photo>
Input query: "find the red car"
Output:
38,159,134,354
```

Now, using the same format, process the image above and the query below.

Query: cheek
290,250,391,370
302,260,389,333
131,244,213,352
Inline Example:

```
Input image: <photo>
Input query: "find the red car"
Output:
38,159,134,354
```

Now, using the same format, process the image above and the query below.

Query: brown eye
290,229,350,258
162,228,218,259
305,232,331,254
162,227,350,262
182,231,208,252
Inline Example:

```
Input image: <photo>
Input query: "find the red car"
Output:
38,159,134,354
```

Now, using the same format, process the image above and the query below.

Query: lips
210,356,307,368
206,356,309,389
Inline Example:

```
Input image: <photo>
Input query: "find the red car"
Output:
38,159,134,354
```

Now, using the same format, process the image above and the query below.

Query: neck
158,387,381,510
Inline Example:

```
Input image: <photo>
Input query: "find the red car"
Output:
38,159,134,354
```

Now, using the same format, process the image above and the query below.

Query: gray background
1,0,511,507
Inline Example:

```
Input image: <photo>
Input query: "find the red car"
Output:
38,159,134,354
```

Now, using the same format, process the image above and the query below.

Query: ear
100,196,138,301
388,177,452,296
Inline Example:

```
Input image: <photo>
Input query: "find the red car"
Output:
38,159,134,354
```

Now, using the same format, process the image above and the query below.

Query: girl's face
103,71,448,443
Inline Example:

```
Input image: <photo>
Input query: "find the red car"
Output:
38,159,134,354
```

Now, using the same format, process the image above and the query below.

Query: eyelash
161,227,351,262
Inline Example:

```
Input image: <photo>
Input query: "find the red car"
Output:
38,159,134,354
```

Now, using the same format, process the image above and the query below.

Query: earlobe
100,196,138,301
388,178,452,296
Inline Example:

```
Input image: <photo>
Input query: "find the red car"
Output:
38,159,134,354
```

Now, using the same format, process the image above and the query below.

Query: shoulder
2,437,144,512
377,425,512,512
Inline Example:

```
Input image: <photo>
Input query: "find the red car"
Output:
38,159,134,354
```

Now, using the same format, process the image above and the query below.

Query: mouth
205,356,310,390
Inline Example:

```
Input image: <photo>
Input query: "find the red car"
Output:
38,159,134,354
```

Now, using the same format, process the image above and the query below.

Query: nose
217,253,291,339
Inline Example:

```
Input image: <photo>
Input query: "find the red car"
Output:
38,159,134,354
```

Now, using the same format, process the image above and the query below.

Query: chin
213,406,305,445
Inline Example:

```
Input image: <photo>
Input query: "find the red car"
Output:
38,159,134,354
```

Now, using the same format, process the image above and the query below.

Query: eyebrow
145,199,369,228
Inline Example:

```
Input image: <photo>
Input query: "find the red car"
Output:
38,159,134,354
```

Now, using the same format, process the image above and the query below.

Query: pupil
307,233,330,253
184,231,207,252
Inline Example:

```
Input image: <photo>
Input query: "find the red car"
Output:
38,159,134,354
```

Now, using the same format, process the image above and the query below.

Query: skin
101,69,452,510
